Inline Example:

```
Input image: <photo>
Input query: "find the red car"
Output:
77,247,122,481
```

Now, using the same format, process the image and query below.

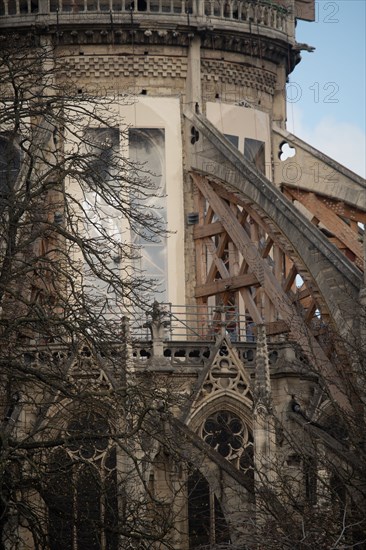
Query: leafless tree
0,31,186,550
247,305,366,550
1,29,365,550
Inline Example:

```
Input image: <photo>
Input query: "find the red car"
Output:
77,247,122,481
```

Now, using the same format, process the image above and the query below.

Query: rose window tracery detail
201,410,253,474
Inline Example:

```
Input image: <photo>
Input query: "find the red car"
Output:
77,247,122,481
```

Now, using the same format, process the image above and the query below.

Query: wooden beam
273,245,283,281
195,273,258,298
329,237,362,270
193,221,224,239
195,241,206,286
283,264,297,292
194,189,207,286
239,288,263,324
287,189,363,262
283,186,366,223
196,187,206,225
194,175,293,310
305,300,317,323
211,181,248,208
293,287,311,302
316,196,366,223
228,240,240,277
205,205,214,225
206,232,230,283
262,237,274,259
255,320,290,336
204,237,230,279
192,173,352,412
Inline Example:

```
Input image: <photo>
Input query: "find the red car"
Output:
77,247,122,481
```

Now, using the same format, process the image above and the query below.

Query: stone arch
185,336,253,427
189,397,254,483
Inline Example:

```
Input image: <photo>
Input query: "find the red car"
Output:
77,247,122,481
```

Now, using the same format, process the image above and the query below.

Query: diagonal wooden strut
284,188,364,270
191,173,352,412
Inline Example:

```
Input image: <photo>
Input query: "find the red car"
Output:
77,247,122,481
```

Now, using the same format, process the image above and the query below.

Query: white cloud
287,106,366,178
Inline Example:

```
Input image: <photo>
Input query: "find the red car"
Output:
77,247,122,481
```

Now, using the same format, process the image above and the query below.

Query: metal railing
130,302,257,343
0,0,290,36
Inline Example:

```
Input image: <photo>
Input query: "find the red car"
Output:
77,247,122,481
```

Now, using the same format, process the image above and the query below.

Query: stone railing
0,0,291,37
132,339,260,366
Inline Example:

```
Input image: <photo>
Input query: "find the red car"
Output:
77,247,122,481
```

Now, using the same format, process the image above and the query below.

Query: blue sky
286,0,366,176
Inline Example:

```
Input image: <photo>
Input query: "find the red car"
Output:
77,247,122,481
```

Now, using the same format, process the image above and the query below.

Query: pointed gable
66,343,115,393
186,336,252,424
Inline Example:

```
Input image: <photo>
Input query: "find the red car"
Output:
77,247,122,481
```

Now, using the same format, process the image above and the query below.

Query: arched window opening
45,413,118,550
66,411,109,460
188,470,230,549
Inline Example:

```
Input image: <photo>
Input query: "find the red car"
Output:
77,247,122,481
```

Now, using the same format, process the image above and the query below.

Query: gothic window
78,126,168,322
45,412,118,550
189,410,254,547
201,410,254,483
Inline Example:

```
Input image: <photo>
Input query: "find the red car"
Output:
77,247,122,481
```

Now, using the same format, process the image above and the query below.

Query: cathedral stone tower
1,0,366,548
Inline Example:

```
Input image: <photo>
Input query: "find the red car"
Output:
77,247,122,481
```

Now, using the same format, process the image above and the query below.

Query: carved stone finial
143,302,170,356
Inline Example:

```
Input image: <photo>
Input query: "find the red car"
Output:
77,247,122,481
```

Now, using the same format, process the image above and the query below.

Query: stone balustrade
0,0,291,38
132,339,259,366
19,338,288,369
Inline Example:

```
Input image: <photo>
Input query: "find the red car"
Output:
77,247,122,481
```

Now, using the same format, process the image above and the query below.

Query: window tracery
192,340,252,414
200,410,254,477
46,411,118,550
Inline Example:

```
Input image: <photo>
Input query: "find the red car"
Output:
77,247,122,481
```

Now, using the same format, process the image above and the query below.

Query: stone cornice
0,24,298,71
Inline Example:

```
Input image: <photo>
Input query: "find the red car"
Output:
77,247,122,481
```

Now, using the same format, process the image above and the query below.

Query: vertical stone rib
254,324,271,407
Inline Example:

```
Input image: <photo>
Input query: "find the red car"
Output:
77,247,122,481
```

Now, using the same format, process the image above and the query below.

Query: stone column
253,324,276,483
186,34,202,113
